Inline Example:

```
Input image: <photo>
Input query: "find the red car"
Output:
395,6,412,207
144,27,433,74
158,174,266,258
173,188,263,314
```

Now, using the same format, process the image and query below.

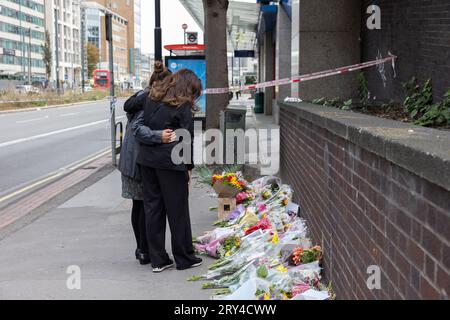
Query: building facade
45,0,82,89
140,52,153,88
0,0,46,84
81,1,129,86
90,0,141,88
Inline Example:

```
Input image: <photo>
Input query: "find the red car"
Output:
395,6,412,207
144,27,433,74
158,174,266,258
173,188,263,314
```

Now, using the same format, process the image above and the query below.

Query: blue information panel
166,57,206,116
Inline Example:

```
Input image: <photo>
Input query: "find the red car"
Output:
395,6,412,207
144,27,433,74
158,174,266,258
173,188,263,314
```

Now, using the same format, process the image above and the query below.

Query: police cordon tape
0,55,397,103
203,54,397,95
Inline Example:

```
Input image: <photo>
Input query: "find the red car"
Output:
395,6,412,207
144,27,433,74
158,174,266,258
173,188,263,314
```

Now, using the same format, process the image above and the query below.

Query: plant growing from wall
415,89,450,127
357,72,370,108
402,78,433,119
402,78,450,127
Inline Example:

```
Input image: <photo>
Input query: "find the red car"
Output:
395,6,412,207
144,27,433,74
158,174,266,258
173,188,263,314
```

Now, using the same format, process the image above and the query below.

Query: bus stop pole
154,0,162,61
106,13,116,166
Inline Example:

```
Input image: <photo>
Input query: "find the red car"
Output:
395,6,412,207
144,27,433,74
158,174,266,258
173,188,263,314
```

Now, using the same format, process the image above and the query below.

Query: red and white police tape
203,54,397,95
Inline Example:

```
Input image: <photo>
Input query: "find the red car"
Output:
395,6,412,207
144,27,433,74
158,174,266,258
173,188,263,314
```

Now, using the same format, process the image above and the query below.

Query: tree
86,42,100,78
203,0,229,128
41,31,52,81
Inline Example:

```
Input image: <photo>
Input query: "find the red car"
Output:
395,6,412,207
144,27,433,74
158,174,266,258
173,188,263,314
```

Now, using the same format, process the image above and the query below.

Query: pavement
0,99,126,196
0,169,217,300
0,95,275,300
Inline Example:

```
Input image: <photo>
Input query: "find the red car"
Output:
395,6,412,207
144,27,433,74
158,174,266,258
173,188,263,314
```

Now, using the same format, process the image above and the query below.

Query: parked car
15,85,40,95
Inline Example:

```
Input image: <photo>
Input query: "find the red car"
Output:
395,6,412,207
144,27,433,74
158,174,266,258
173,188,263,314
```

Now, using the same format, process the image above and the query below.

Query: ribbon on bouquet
202,54,397,95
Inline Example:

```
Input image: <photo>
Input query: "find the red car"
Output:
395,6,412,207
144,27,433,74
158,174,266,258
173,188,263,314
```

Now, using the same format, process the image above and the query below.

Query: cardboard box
217,197,237,220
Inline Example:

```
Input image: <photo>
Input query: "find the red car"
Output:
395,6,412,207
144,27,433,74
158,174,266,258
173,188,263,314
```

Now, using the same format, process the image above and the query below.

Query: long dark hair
150,69,202,110
149,61,171,88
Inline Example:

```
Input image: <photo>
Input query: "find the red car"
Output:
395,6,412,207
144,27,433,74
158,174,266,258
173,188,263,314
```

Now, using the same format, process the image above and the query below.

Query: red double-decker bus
93,69,110,89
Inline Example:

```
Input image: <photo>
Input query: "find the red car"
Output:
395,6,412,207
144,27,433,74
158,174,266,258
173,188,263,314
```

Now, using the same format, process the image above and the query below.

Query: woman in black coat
118,62,173,265
133,69,203,272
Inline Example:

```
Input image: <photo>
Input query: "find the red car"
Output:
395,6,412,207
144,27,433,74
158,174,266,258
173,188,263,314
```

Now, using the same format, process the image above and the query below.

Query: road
0,99,127,201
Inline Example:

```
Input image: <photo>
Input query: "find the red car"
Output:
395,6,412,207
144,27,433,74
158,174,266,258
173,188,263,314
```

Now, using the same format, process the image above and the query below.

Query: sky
141,0,204,56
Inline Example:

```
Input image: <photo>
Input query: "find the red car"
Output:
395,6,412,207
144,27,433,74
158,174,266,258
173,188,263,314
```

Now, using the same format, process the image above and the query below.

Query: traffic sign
182,23,188,30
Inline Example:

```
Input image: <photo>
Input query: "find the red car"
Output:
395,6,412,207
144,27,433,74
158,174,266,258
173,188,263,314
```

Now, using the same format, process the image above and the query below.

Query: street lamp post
54,9,61,94
80,6,86,93
19,1,25,82
154,0,162,61
28,27,32,85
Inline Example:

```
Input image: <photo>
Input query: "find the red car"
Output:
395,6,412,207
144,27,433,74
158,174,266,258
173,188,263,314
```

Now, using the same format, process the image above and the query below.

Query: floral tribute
190,173,335,300
212,172,247,191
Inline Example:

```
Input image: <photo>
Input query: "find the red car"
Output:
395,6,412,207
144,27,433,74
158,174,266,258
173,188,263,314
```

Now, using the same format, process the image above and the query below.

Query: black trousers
140,166,197,268
131,200,148,253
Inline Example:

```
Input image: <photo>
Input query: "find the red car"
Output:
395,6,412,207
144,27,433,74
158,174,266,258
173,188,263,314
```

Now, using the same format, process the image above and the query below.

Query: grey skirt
121,174,144,201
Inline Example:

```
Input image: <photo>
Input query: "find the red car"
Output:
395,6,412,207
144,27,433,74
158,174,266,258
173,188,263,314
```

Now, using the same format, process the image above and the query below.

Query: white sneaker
152,263,174,273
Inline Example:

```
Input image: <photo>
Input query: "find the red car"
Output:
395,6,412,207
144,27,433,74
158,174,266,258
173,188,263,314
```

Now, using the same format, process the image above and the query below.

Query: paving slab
0,170,217,300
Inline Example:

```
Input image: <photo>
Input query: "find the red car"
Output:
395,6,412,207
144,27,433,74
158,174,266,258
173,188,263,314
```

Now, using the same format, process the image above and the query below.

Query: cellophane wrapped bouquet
191,173,335,300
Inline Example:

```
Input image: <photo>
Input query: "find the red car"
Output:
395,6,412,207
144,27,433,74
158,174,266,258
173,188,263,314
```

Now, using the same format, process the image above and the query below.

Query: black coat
118,90,163,180
133,99,195,172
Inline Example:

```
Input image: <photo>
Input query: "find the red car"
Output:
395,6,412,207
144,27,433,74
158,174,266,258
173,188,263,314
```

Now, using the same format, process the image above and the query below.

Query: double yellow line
0,148,111,205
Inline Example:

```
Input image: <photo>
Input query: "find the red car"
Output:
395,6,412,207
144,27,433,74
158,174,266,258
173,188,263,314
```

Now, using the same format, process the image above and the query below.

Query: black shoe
135,249,140,260
152,260,175,273
176,257,203,270
138,253,151,265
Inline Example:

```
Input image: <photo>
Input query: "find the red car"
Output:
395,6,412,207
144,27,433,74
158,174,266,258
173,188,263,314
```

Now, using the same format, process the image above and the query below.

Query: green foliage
194,164,244,187
342,99,353,110
312,97,353,110
41,31,52,80
357,72,370,107
402,78,433,119
256,265,268,279
86,42,100,78
415,89,450,127
402,78,449,127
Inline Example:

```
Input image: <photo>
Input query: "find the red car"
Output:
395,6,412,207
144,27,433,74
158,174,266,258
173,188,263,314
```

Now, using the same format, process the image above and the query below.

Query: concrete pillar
264,31,274,115
291,0,361,101
276,5,292,100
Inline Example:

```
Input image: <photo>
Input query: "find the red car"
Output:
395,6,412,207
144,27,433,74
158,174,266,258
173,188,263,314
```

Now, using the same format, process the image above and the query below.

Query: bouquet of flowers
189,173,333,300
212,172,248,197
290,246,323,266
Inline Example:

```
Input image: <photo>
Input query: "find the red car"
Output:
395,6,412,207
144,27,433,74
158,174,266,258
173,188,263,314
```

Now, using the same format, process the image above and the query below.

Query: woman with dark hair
133,69,203,273
118,61,173,265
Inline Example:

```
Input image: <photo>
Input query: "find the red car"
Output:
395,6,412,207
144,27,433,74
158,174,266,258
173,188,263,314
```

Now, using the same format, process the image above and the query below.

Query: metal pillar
106,13,117,166
54,9,61,94
154,0,162,61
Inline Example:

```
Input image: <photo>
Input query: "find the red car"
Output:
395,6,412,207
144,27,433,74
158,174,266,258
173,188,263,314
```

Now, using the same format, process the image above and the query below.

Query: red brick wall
280,105,450,299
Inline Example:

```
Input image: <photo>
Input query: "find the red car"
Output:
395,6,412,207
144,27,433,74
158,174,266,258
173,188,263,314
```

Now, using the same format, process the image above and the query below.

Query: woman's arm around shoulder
131,110,163,145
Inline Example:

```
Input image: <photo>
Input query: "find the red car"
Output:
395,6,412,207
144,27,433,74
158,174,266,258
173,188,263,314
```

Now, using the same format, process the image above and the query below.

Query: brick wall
361,0,450,102
279,102,450,299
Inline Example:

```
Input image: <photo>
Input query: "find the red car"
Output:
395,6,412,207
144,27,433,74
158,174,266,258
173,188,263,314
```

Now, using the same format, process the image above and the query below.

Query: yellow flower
225,251,232,257
271,233,279,244
276,265,288,273
263,293,270,300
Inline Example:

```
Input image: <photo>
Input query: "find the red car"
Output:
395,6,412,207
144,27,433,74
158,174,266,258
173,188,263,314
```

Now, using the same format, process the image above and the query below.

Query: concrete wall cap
279,101,450,192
